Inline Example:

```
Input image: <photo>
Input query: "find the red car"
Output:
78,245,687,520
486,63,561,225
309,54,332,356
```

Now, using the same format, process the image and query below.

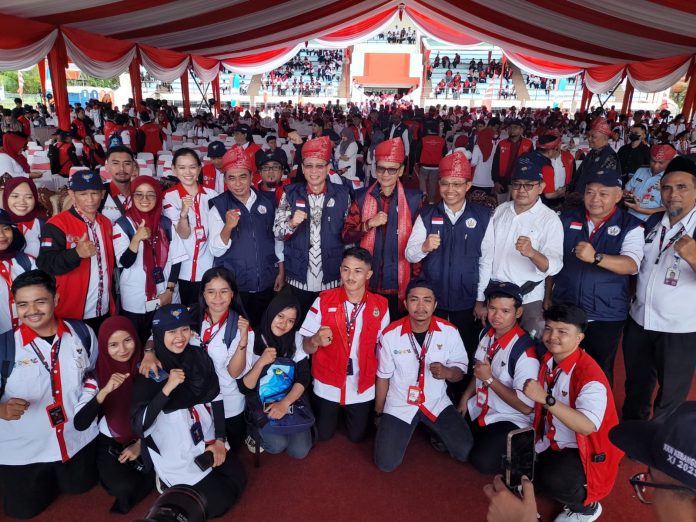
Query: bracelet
482,377,494,387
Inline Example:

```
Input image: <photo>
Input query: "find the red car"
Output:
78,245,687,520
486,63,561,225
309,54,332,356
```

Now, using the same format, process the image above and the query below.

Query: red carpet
28,342,696,522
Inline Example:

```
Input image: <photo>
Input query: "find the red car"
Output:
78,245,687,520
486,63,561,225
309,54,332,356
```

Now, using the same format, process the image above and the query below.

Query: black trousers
240,287,275,329
178,279,202,307
313,394,373,443
622,317,696,420
122,309,156,345
96,434,154,514
225,413,247,452
0,438,98,519
83,314,110,336
435,307,481,399
191,452,246,519
536,448,593,514
288,284,320,321
468,418,519,475
581,320,624,387
380,292,406,322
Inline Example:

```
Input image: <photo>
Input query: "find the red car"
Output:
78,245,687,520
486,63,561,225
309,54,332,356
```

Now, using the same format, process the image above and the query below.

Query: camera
131,485,207,522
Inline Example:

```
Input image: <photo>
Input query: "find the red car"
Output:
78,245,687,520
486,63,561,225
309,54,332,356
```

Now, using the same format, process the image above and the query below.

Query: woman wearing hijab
0,133,33,177
2,176,46,257
114,175,187,343
0,208,35,332
238,291,312,459
336,127,359,181
73,316,154,513
470,126,496,193
132,304,246,519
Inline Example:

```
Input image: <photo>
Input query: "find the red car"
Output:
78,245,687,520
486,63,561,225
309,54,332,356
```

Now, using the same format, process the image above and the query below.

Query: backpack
108,131,123,150
14,252,32,273
477,327,537,380
0,319,92,399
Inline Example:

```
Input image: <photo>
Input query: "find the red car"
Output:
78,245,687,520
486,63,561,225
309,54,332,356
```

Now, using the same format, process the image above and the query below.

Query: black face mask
628,133,641,141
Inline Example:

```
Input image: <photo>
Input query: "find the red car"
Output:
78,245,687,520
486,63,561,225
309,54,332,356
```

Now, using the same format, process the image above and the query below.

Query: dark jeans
581,319,625,387
435,307,481,399
622,317,696,420
468,418,519,475
225,413,247,453
374,406,473,472
240,287,275,329
0,439,98,519
379,292,406,322
191,452,246,519
122,309,156,345
313,394,373,442
178,279,202,307
536,448,593,514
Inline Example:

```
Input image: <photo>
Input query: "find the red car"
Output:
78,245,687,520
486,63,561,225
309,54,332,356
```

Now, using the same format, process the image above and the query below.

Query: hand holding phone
505,427,535,489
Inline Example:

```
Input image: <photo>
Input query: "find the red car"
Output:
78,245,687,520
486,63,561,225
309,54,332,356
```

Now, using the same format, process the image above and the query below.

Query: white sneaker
245,435,264,454
553,502,602,522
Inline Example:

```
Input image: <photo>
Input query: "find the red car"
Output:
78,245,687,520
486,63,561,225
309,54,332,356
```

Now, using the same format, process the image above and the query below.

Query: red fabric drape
180,70,191,118
580,84,591,113
212,75,221,115
621,80,634,116
129,55,143,110
681,60,696,123
37,59,46,98
47,34,70,131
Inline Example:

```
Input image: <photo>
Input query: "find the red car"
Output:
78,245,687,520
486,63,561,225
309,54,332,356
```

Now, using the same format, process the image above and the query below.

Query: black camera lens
131,485,207,522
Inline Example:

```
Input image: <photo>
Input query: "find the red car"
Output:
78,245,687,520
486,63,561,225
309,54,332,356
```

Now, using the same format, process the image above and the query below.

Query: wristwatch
482,377,495,387
593,252,604,265
545,394,556,407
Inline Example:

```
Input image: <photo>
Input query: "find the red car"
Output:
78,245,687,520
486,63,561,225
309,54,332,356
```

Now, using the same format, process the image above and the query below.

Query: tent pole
212,73,221,115
680,58,696,123
621,80,634,116
181,70,191,117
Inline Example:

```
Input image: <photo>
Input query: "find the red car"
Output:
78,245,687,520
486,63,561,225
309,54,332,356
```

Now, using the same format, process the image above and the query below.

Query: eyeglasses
629,470,696,504
303,163,328,171
438,180,468,189
510,182,540,192
261,165,282,172
375,166,402,176
133,192,157,201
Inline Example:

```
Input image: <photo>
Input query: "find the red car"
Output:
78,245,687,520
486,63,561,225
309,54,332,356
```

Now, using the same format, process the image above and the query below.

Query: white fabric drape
0,29,57,71
140,51,190,82
191,58,220,84
221,43,304,75
628,57,692,93
585,68,625,94
502,51,582,79
64,35,136,78
314,11,398,48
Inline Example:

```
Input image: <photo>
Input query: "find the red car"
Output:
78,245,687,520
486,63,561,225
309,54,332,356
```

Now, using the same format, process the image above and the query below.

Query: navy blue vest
209,189,278,292
282,182,350,285
553,206,642,321
355,184,421,291
420,201,491,310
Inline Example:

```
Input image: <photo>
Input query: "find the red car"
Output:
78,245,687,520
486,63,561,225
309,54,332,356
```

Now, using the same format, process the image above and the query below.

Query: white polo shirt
163,184,218,282
377,316,468,423
467,325,539,428
631,207,696,332
0,321,99,465
536,350,607,453
101,183,131,224
299,296,390,404
0,255,36,332
16,218,42,258
478,198,564,303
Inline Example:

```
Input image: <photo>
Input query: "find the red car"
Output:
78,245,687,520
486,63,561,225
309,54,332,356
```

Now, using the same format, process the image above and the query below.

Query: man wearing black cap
491,119,533,202
623,156,696,421
254,148,289,204
547,168,644,384
459,281,539,475
201,141,227,193
37,170,114,333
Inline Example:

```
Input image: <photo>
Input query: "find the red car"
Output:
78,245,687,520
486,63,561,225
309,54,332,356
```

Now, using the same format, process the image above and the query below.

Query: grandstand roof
1,0,695,92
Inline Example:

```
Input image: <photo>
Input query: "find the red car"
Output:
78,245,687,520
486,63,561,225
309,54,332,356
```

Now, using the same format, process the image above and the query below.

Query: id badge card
407,385,423,405
145,298,160,313
194,226,206,242
190,421,204,445
476,387,488,408
47,403,67,427
152,266,165,285
664,257,681,286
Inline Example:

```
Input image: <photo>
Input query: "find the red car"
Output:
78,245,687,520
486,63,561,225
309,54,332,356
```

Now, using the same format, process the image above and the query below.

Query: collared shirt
467,326,539,428
0,256,36,332
584,216,645,270
405,202,469,263
300,296,390,404
479,198,564,303
81,214,111,319
101,182,131,224
0,321,99,465
377,316,467,423
536,349,607,453
625,167,664,222
631,206,696,332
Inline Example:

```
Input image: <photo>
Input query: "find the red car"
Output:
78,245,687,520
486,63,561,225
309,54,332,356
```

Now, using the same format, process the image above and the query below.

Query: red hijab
96,316,142,444
477,127,496,162
125,176,169,300
2,133,30,173
2,176,46,224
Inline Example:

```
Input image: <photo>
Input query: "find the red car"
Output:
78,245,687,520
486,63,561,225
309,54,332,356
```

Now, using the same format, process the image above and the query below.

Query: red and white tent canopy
2,0,696,125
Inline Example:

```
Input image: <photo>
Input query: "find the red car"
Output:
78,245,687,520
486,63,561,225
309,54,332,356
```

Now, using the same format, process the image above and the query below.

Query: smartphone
623,196,637,204
194,451,214,472
505,427,535,488
148,368,169,383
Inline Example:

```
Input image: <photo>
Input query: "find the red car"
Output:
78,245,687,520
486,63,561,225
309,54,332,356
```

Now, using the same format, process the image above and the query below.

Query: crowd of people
0,95,696,521
260,50,343,97
429,55,513,100
375,26,418,45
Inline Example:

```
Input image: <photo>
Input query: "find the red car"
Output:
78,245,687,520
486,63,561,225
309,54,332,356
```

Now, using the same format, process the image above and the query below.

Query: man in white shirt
374,278,471,471
476,152,564,339
623,156,696,421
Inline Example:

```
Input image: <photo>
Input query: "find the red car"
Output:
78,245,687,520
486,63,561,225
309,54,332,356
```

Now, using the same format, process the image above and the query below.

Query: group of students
0,122,695,521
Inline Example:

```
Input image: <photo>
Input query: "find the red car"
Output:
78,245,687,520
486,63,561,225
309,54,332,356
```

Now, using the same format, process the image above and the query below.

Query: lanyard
76,210,105,317
586,207,616,241
0,261,17,328
655,224,686,264
407,331,434,384
344,300,366,345
201,311,228,350
29,337,62,397
485,335,502,363
192,192,203,232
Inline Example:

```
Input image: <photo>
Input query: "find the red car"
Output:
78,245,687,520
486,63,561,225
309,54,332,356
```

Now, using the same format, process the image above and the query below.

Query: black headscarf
253,291,301,358
148,304,219,413
0,209,26,260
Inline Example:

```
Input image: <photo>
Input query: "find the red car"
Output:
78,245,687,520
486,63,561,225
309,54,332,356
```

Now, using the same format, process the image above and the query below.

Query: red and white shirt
0,255,36,332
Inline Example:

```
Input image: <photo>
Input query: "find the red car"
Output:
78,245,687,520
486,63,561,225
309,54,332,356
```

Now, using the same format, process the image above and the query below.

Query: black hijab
253,290,301,358
145,304,219,413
